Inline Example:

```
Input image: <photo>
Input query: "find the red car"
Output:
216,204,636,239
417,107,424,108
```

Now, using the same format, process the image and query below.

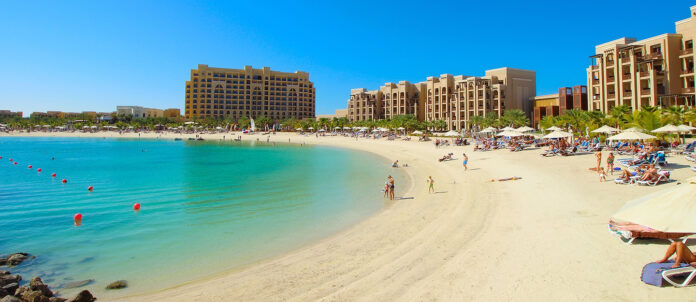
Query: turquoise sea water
0,137,406,299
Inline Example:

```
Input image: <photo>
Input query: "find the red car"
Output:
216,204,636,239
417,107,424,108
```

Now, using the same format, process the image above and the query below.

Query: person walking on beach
595,150,602,173
387,175,395,200
462,153,468,170
427,176,434,193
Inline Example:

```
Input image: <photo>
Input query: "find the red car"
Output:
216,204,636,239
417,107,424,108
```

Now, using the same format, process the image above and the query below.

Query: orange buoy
28,165,32,169
62,179,67,183
37,168,42,172
133,203,141,211
88,186,93,191
51,173,57,177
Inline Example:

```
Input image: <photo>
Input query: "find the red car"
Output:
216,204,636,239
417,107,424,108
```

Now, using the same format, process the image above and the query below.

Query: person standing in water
462,153,468,170
387,175,395,200
427,176,434,193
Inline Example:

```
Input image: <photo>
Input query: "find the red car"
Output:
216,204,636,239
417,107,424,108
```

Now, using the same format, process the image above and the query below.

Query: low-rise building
0,110,22,118
163,108,181,118
532,85,587,128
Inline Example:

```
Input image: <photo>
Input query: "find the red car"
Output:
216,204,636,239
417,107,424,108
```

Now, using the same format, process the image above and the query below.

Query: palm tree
501,109,529,127
538,116,558,130
559,109,588,133
662,106,686,125
628,109,661,131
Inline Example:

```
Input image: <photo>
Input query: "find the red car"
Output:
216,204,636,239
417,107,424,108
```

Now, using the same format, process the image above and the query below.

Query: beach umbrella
515,126,534,132
623,126,645,132
308,127,314,130
545,126,562,131
334,127,341,130
319,129,326,132
343,127,351,130
651,124,681,134
371,129,380,133
184,121,195,125
500,126,515,131
295,128,303,131
677,124,696,132
591,125,621,134
444,130,460,137
606,131,656,141
397,127,405,130
541,130,572,139
412,130,423,135
497,130,523,137
612,177,696,233
482,126,497,131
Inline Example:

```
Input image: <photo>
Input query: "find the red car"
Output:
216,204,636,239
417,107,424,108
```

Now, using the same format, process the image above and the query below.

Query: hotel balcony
641,88,651,94
620,57,631,64
592,79,600,85
607,76,615,83
638,53,663,61
606,60,615,66
622,73,631,80
680,48,693,57
639,71,650,78
681,69,694,76
591,65,599,70
607,92,616,99
682,87,695,94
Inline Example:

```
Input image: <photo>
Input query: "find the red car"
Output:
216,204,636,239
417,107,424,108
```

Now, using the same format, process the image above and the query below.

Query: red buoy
9,158,12,161
133,203,141,211
51,173,57,177
37,168,42,172
28,165,32,169
88,186,93,191
62,179,67,183
13,162,17,165
74,213,82,220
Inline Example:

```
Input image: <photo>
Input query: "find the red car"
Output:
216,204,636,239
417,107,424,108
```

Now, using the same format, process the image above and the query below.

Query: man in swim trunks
387,175,395,200
427,176,434,193
462,153,468,170
657,241,696,268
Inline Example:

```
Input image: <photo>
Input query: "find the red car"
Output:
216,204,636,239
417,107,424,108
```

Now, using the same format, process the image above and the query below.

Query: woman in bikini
658,241,696,268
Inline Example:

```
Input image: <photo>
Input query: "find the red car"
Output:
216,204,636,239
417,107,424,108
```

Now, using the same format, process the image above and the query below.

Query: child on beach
599,167,607,182
383,181,389,198
462,153,468,170
427,176,434,193
607,152,615,175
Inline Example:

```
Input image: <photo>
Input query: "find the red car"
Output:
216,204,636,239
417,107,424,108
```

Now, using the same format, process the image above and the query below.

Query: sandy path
3,131,694,301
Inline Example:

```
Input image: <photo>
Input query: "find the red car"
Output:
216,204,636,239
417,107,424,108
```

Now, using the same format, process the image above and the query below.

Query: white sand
3,131,694,301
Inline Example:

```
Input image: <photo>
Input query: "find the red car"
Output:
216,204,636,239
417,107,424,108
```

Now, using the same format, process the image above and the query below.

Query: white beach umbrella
319,129,326,132
412,130,424,135
82,126,89,129
623,126,645,133
606,131,657,141
296,128,303,131
516,126,534,132
482,126,497,131
444,130,460,137
591,125,621,134
184,121,195,125
343,127,351,130
677,124,696,132
397,127,405,130
500,126,515,131
651,124,681,133
545,126,562,131
334,127,341,130
308,127,314,130
478,128,496,133
497,130,523,137
215,127,223,130
542,131,572,139
612,177,696,233
371,129,380,133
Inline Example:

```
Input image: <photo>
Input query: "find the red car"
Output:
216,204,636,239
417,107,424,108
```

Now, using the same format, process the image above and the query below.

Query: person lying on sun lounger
640,166,659,182
657,241,696,268
619,169,633,182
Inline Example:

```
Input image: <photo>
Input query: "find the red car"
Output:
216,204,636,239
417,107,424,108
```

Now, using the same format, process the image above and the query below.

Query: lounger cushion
642,261,691,287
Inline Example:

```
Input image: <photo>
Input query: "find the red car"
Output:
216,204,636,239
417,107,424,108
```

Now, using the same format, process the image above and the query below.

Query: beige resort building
347,68,536,130
185,65,315,121
587,5,696,113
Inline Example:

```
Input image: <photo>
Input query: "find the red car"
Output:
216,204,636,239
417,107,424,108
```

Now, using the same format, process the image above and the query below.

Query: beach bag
641,261,689,287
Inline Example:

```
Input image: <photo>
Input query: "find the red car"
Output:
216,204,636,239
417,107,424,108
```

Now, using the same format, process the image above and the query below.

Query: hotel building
0,110,22,118
532,85,587,128
587,5,696,113
347,68,536,130
184,65,315,120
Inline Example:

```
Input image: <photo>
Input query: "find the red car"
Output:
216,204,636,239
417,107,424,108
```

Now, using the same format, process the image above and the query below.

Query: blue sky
0,0,694,116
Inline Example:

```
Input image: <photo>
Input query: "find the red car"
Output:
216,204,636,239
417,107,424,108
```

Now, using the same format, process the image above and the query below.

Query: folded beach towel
641,261,690,287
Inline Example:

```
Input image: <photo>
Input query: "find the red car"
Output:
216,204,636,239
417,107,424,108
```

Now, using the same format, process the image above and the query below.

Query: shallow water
0,137,405,298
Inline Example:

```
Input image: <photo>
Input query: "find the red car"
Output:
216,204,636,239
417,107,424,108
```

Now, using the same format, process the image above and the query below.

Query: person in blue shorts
462,153,468,170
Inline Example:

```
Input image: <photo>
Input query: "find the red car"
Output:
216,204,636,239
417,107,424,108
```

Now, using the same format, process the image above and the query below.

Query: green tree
500,109,529,127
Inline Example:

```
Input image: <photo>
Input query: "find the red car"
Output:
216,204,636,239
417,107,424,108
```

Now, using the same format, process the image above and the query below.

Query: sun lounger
608,224,692,245
636,172,669,186
662,266,696,287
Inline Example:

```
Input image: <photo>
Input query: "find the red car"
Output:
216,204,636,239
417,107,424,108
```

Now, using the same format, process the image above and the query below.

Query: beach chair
636,172,669,186
662,266,696,287
608,225,693,245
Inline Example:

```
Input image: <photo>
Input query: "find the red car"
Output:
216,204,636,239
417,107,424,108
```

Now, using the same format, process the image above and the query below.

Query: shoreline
3,131,695,301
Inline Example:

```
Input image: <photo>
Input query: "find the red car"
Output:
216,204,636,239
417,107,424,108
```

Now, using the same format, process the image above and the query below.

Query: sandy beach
3,131,694,301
